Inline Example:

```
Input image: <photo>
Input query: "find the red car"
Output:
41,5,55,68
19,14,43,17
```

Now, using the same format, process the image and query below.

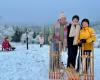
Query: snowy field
0,43,100,80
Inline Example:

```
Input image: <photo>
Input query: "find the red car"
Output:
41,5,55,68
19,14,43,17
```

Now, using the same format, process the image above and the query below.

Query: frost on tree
0,25,15,43
21,31,34,43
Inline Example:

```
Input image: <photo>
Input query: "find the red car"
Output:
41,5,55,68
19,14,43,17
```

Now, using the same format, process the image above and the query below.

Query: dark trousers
40,44,43,47
67,45,78,68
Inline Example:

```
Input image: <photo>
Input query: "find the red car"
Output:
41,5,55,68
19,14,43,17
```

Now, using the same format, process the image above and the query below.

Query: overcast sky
0,0,100,24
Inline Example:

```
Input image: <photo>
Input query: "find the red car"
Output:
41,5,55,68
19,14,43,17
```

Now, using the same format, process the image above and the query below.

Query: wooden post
26,29,29,50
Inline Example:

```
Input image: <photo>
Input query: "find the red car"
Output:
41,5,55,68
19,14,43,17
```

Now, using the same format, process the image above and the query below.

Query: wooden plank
65,67,80,80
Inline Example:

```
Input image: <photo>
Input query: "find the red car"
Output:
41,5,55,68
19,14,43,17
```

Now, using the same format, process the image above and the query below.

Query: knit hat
59,11,66,19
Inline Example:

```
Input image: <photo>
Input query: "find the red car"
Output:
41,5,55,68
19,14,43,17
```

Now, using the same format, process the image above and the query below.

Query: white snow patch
0,43,99,80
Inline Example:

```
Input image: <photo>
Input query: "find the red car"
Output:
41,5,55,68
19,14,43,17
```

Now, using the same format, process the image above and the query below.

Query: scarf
54,21,67,41
69,24,80,45
54,21,60,40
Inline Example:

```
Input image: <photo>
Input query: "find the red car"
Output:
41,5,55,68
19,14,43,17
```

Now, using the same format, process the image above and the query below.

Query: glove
78,43,82,47
80,39,86,43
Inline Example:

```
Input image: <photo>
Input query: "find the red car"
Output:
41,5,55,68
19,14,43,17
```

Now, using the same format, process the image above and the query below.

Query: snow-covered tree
0,25,15,43
21,31,34,43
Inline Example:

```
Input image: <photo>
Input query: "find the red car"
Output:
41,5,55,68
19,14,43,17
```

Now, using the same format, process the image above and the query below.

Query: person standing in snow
78,19,96,74
67,15,81,68
78,18,96,52
39,35,44,47
48,12,68,70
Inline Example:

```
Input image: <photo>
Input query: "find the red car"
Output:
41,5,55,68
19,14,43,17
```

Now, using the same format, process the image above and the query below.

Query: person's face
60,17,66,24
5,38,8,41
72,18,79,25
82,21,89,28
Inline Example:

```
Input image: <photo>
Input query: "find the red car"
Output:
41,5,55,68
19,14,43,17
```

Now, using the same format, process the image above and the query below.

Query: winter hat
81,18,89,26
59,11,66,19
5,36,9,39
72,15,79,21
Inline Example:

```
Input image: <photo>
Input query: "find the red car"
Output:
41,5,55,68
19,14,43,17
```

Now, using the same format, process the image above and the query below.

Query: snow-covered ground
94,48,100,80
0,43,99,80
0,43,49,80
